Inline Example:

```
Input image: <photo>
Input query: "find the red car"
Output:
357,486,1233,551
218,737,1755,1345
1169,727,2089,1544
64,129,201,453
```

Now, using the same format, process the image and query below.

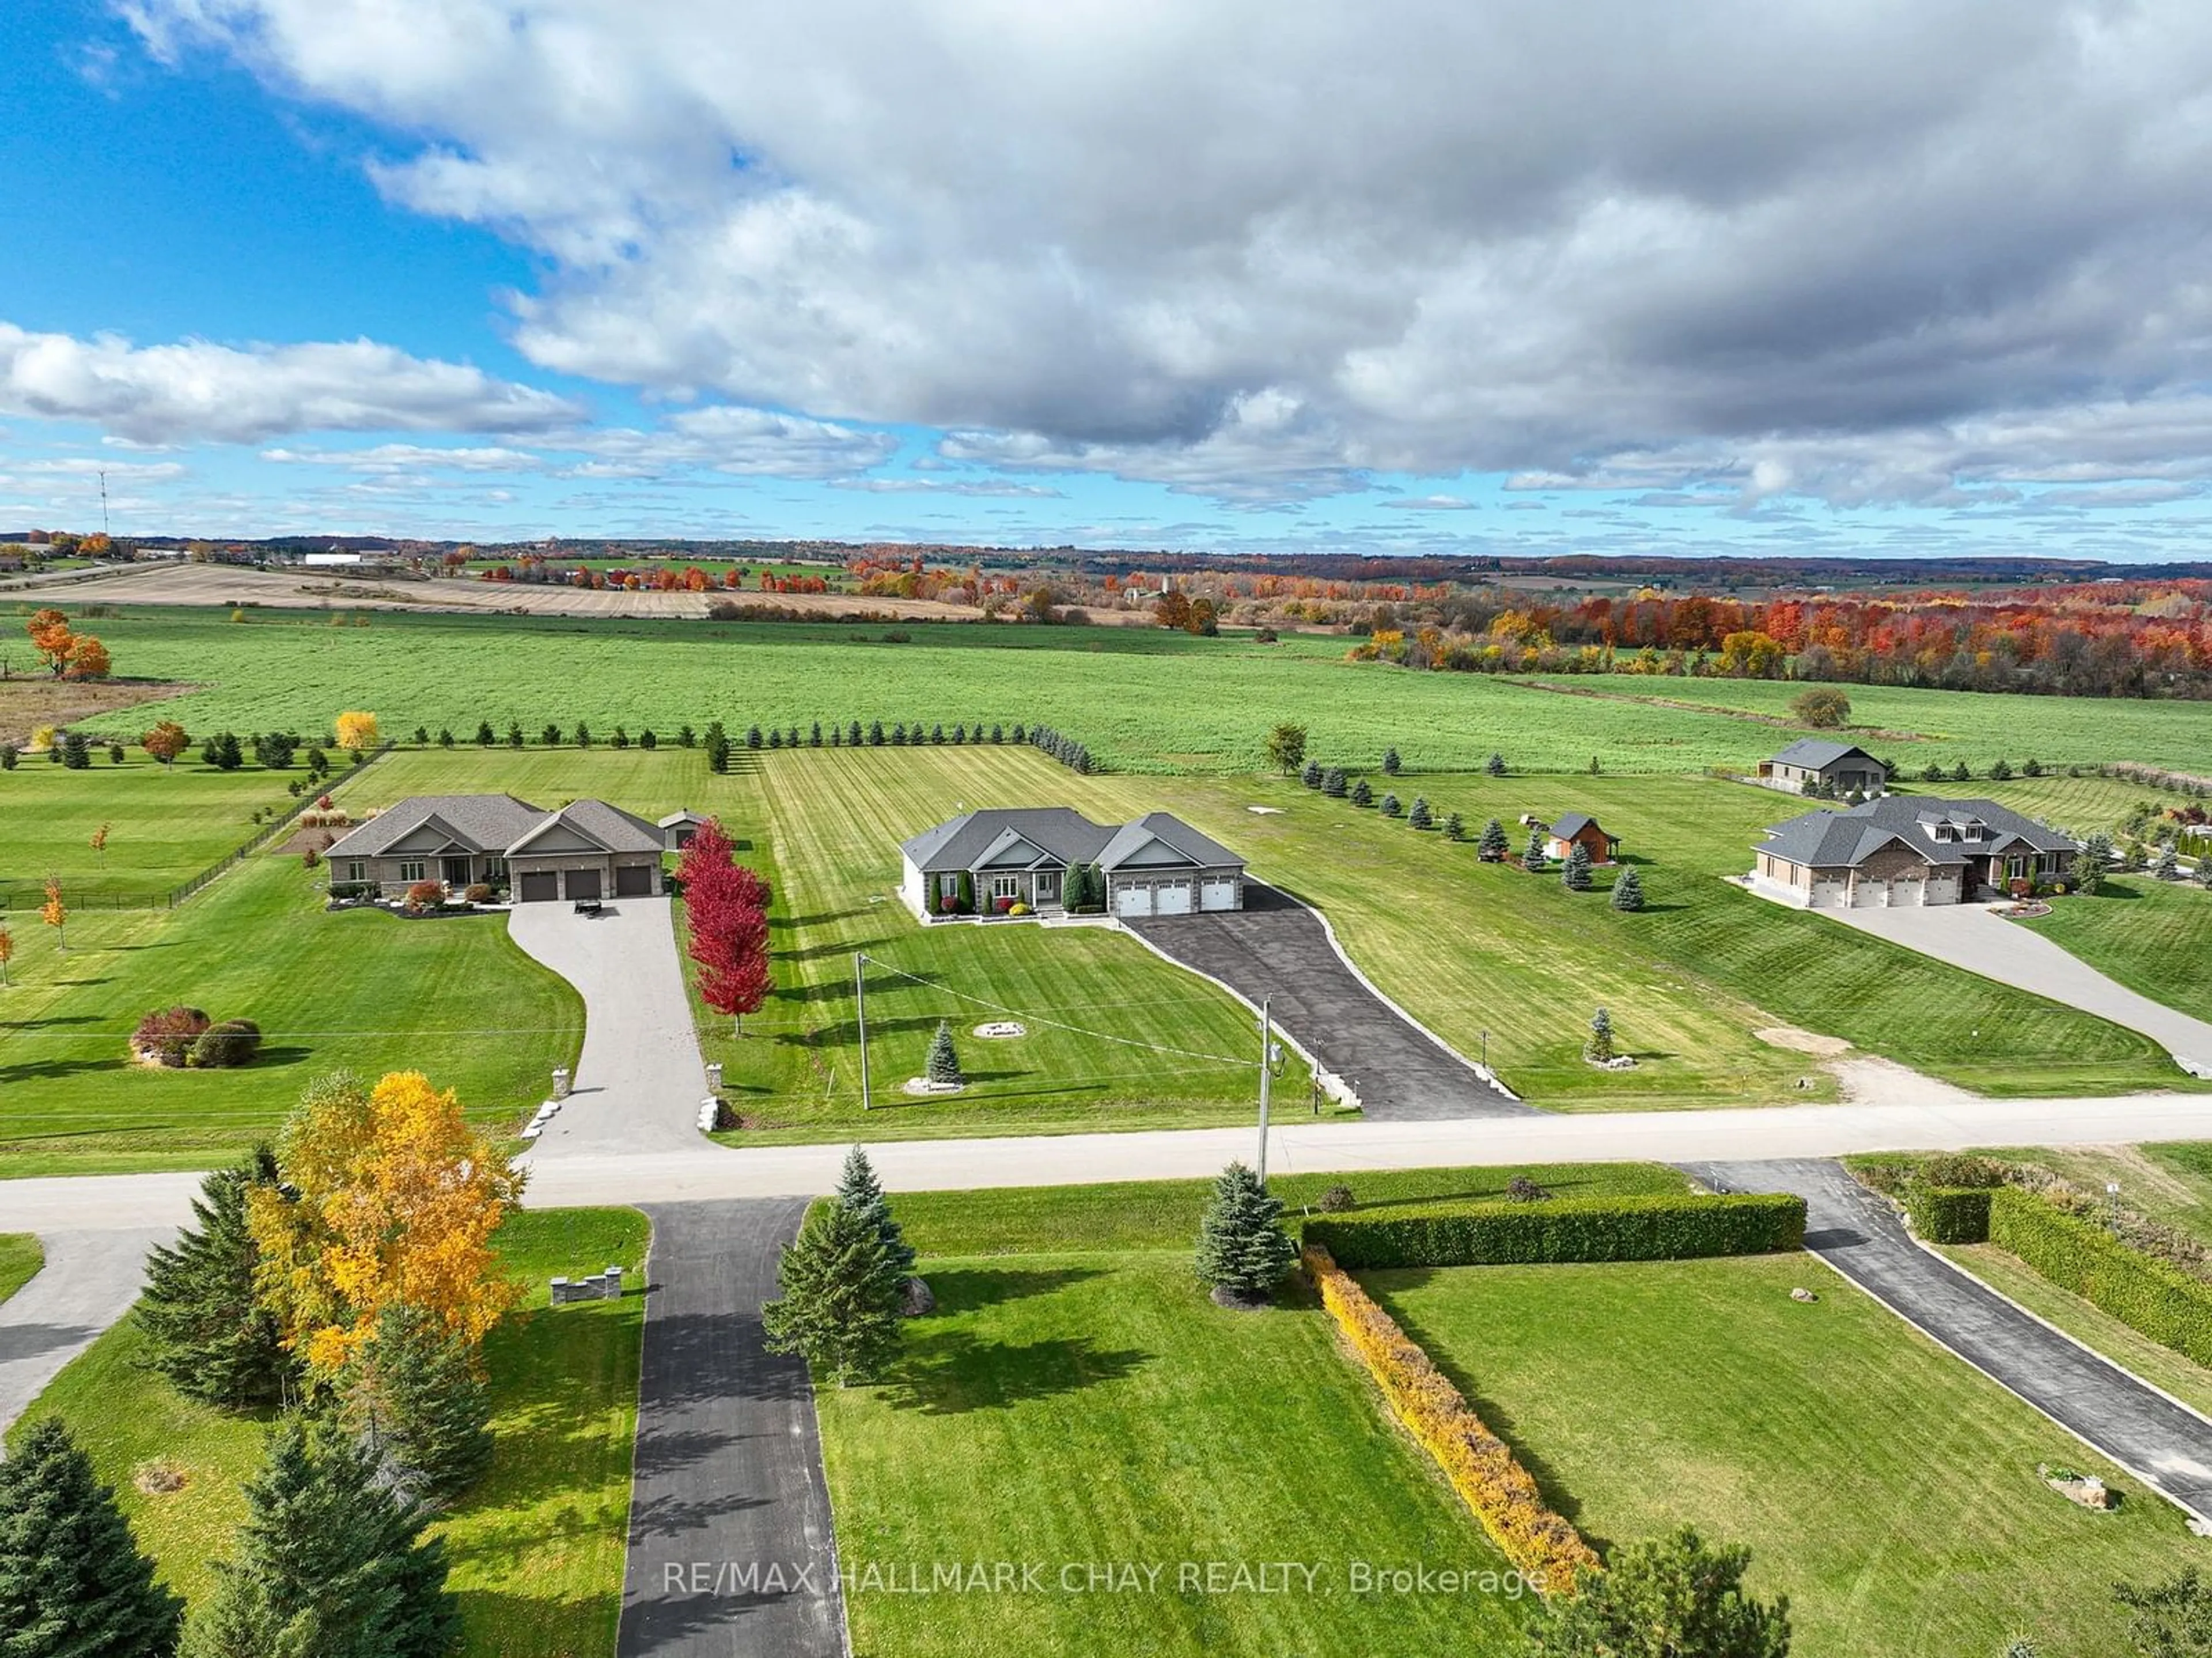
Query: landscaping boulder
900,1276,936,1318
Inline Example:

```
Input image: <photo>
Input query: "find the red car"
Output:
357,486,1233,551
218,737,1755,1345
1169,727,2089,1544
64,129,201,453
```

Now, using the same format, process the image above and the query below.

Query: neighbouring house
1749,797,2076,909
658,809,709,851
900,807,1247,919
1541,812,1619,865
1758,739,1889,797
325,793,672,903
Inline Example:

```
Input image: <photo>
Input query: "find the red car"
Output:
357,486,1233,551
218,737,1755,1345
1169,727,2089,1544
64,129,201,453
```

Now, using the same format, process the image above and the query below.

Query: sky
6,2,2212,561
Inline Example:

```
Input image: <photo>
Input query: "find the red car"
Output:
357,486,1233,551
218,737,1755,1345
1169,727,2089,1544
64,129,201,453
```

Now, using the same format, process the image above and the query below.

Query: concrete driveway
1124,883,1525,1119
0,1229,172,1437
1687,1158,2212,1519
618,1200,846,1658
509,898,713,1157
1828,903,2212,1074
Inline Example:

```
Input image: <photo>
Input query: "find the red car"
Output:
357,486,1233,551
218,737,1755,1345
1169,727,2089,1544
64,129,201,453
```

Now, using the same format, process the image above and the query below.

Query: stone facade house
1758,739,1889,797
900,808,1246,919
325,793,671,902
1749,797,2075,909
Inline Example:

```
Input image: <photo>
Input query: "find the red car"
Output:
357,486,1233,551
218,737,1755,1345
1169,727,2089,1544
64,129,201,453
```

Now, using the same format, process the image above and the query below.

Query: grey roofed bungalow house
1758,737,1889,797
324,793,671,903
1749,796,2076,909
900,807,1247,919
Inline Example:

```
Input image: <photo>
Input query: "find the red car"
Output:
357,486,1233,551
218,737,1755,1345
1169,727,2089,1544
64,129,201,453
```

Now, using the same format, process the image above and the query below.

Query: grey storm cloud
125,0,2212,505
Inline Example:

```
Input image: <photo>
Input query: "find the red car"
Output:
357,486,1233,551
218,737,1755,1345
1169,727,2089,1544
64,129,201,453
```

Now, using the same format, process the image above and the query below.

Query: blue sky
6,1,2212,560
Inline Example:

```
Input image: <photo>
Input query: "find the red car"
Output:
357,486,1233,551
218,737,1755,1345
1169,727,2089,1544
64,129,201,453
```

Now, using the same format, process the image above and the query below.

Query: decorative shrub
404,880,446,914
994,895,1014,914
1305,1244,1597,1594
1303,1192,1806,1269
132,1006,212,1068
1317,1183,1357,1213
463,883,494,905
1009,900,1032,915
1505,1175,1553,1203
1989,1187,2212,1366
191,1019,262,1069
1907,1186,1993,1244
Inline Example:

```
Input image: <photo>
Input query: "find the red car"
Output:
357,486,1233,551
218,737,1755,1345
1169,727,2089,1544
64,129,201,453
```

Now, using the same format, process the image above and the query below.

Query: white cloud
1380,494,1480,512
112,1,2212,508
260,443,546,472
0,323,582,445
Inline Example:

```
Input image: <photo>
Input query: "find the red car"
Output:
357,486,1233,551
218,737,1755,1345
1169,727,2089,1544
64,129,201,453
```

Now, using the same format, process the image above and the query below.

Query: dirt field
0,676,196,745
9,561,1007,622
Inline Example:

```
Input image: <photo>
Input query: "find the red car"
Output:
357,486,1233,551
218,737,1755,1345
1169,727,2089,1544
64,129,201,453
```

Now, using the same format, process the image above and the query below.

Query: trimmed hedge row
1302,1193,1806,1270
1303,1245,1597,1595
1987,1187,2212,1366
1905,1186,1993,1244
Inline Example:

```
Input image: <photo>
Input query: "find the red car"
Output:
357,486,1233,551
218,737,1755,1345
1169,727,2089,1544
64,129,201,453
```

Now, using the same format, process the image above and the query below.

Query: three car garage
1111,873,1241,917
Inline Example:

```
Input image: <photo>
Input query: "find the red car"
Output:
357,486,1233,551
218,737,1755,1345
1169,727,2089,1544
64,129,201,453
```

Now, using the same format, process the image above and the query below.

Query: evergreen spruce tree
1408,797,1432,830
183,1418,457,1658
1525,826,1548,868
1381,747,1402,775
1479,817,1509,860
1611,866,1646,911
810,721,823,747
925,1021,964,1087
474,722,494,746
137,1150,296,1409
1443,811,1465,841
1527,1526,1787,1657
1563,841,1593,891
1380,791,1402,817
343,1304,494,1506
1586,1006,1616,1063
1486,752,1506,776
1323,766,1348,798
2156,843,2181,880
1194,1163,1296,1306
836,1146,917,1278
760,1201,906,1386
1350,779,1374,808
1300,758,1323,788
0,1418,183,1658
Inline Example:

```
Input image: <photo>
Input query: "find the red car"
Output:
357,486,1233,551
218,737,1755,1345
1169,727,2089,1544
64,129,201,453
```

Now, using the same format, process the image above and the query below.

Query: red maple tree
678,817,773,1034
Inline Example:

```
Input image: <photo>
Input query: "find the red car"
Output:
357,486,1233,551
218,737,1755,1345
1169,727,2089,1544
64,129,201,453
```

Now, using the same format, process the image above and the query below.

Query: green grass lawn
360,744,1310,1141
1971,771,2205,840
47,604,2212,776
0,850,582,1177
1367,1254,2208,1658
5,1206,647,1658
0,752,320,904
0,1234,43,1304
2019,875,2212,1022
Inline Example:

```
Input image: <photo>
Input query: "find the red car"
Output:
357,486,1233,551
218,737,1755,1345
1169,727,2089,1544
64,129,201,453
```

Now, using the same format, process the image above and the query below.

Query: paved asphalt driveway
0,1229,172,1438
1829,903,2212,1074
509,897,713,1157
1126,883,1526,1119
1687,1157,2212,1519
618,1200,846,1658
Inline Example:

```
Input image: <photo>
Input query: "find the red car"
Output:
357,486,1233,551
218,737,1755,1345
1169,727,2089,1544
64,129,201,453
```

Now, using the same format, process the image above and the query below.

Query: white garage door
1808,879,1846,909
1850,879,1885,909
1115,883,1154,918
1154,881,1193,915
1200,877,1237,911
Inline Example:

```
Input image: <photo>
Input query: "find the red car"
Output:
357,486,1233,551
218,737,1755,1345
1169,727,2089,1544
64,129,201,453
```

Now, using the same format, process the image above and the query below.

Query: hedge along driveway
1303,1191,1806,1269
1692,1157,2212,1522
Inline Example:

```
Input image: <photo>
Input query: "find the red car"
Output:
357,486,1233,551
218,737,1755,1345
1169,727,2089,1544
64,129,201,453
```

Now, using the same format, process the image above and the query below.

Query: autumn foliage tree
335,710,381,751
677,817,773,1035
142,720,190,769
39,876,66,951
247,1071,526,1380
25,607,110,679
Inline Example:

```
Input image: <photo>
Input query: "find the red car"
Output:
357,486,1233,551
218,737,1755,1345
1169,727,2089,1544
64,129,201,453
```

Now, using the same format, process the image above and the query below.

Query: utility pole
99,469,109,540
855,951,871,1111
1256,996,1272,1183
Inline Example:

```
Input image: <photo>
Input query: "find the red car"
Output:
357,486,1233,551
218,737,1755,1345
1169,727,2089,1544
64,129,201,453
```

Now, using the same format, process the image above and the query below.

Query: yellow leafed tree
250,1070,527,1376
335,710,381,751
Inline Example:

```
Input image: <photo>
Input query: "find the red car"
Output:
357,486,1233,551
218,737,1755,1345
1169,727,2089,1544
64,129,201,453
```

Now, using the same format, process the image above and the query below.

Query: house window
992,875,1020,900
939,875,960,898
484,858,506,882
345,861,365,884
399,861,426,883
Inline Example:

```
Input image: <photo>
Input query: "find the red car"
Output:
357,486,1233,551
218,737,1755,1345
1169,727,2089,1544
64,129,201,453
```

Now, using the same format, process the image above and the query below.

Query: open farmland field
1369,1254,2207,1658
359,744,1309,1140
29,603,2212,774
0,751,316,903
0,849,582,1176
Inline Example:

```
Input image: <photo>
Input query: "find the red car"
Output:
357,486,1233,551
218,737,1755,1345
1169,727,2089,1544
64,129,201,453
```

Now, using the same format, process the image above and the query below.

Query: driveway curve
1687,1157,2212,1520
1124,883,1526,1119
508,897,712,1157
0,1229,173,1437
1830,904,2212,1076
